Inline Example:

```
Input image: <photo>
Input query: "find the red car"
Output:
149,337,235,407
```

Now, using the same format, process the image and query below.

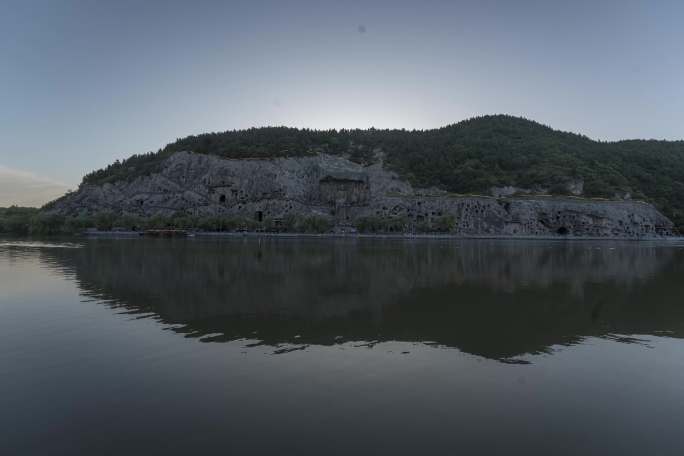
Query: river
2,237,684,455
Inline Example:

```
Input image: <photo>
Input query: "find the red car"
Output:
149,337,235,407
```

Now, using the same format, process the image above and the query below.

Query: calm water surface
2,237,684,455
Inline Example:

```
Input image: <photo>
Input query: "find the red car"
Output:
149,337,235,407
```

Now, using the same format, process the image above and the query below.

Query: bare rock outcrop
48,151,675,238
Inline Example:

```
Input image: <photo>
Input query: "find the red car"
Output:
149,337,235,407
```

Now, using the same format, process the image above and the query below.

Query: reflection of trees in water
42,238,684,361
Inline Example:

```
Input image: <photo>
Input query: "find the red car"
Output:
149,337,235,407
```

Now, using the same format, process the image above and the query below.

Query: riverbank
80,230,683,242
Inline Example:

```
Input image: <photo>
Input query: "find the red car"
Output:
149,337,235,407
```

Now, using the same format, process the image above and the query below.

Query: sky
1,0,683,206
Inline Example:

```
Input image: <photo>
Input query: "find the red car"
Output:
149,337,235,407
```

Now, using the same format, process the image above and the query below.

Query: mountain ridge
54,115,684,229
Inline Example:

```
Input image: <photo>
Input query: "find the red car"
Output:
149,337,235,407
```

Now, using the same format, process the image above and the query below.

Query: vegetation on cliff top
76,115,684,229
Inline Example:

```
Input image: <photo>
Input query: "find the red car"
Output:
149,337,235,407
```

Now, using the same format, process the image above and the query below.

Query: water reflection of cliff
42,238,684,361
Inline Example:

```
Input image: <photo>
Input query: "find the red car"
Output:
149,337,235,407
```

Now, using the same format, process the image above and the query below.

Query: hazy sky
1,0,683,205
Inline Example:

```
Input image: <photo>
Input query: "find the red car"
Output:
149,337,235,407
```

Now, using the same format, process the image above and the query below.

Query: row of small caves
146,178,668,236
202,187,576,235
206,179,458,229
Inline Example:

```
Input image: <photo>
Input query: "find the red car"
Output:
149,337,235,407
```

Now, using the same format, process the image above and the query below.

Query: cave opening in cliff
219,194,226,203
557,226,569,235
255,211,263,222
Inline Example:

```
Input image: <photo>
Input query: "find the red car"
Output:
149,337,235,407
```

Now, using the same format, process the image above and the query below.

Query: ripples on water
0,240,83,249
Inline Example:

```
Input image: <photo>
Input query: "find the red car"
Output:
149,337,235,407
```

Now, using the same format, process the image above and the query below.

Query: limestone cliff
49,151,675,237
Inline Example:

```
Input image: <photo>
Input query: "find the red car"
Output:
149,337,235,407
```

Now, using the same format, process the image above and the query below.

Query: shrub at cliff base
355,216,409,233
355,215,456,234
414,215,456,233
1,209,338,235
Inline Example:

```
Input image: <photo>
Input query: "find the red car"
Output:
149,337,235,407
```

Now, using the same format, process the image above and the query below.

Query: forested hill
78,115,684,229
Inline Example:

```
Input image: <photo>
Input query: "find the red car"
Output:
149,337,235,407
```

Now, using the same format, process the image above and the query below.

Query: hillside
72,115,684,230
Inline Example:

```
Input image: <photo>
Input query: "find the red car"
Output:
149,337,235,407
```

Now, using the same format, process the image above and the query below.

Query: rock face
490,179,584,198
49,151,675,237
